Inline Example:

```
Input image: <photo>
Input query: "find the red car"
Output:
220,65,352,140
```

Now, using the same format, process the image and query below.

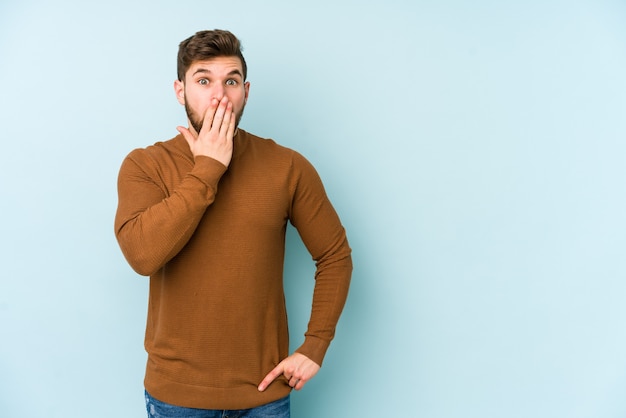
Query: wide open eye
226,79,238,86
199,78,209,86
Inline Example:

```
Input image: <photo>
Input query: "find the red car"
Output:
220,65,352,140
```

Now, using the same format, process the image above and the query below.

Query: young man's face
174,56,250,134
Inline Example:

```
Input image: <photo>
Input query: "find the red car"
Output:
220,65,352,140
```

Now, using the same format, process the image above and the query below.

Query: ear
174,80,185,105
244,81,250,103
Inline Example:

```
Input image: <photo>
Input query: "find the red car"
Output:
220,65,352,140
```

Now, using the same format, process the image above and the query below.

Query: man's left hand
258,353,320,391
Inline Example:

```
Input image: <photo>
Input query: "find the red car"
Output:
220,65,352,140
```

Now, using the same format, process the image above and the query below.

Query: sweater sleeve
288,152,353,366
114,150,227,276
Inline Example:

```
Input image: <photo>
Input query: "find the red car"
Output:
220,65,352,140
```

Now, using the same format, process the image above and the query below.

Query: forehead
186,56,243,77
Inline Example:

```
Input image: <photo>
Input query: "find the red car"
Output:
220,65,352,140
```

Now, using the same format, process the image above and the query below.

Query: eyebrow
192,68,243,78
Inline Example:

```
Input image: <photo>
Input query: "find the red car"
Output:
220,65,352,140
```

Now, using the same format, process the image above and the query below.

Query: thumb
176,126,196,149
176,125,193,139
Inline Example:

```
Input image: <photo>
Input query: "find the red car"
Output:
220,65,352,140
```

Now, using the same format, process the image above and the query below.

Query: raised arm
114,153,227,276
115,97,236,276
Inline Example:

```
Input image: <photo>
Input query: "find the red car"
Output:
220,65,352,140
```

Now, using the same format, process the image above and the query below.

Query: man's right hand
177,97,236,167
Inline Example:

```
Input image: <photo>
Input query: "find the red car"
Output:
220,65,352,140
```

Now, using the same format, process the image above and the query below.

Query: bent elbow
118,244,163,276
115,227,163,277
127,255,162,277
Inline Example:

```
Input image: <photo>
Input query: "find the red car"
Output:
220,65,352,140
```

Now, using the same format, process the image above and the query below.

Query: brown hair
177,29,248,82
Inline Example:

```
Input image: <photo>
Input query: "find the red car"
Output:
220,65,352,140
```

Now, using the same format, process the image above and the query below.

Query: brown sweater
114,129,352,409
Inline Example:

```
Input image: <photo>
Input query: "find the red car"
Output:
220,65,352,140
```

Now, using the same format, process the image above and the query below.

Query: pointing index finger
258,363,284,392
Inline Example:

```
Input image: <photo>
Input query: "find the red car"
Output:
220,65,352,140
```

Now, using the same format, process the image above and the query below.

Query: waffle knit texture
114,129,352,409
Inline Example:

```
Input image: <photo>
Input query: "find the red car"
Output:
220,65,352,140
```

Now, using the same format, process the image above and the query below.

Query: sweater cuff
190,156,227,193
295,336,331,367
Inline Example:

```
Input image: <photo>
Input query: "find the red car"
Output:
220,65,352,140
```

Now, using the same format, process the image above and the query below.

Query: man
114,29,352,417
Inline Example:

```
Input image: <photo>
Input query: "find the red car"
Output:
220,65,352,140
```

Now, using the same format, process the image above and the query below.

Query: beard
185,100,246,134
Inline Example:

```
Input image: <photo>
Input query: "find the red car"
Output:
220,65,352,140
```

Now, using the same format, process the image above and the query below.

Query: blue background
1,0,626,417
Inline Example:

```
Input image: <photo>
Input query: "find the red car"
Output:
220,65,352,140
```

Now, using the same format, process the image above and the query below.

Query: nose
212,84,226,102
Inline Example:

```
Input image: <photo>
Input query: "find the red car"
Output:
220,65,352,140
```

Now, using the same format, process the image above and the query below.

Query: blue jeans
145,391,290,418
